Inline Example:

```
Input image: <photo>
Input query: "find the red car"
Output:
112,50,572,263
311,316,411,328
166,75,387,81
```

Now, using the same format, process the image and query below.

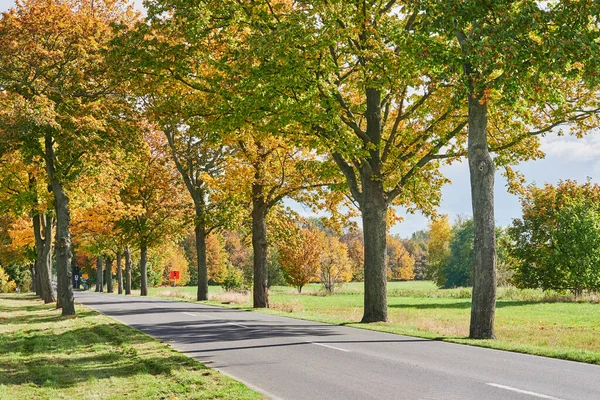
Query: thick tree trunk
105,257,113,293
45,133,75,316
360,182,388,323
140,244,148,296
116,251,123,295
124,246,132,295
467,92,497,339
252,200,269,308
195,220,208,301
360,87,388,323
96,256,104,292
33,214,55,303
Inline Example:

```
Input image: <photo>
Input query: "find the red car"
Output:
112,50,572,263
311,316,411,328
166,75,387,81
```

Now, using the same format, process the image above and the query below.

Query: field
0,294,261,400
148,281,600,365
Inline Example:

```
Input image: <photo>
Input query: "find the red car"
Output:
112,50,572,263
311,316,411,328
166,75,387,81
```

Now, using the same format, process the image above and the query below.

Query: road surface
75,292,600,400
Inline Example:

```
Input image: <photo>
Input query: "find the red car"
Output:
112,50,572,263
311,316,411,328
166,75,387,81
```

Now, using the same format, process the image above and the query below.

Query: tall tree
427,0,600,338
118,131,189,295
0,0,137,315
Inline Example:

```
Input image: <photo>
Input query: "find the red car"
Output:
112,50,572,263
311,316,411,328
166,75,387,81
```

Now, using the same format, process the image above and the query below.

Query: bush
509,181,600,295
219,264,245,292
0,266,17,293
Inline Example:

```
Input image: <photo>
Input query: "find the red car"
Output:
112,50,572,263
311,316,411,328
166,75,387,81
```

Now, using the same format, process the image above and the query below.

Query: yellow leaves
8,217,33,249
528,31,543,46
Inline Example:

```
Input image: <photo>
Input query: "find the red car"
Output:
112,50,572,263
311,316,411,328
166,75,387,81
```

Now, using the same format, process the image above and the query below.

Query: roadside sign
169,271,180,280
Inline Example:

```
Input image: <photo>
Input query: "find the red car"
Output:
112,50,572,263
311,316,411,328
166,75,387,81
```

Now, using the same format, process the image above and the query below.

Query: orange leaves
279,228,323,292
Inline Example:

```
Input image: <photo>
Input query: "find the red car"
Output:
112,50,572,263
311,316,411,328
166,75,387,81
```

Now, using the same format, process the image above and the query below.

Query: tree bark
45,133,75,316
29,264,37,293
116,251,123,295
360,180,388,323
33,214,55,303
140,244,148,296
96,255,104,292
105,257,113,293
195,219,208,301
467,91,497,339
360,87,388,323
252,199,269,308
124,246,132,295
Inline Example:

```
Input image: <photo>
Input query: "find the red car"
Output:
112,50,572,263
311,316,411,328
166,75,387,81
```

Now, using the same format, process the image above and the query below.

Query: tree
427,0,600,338
444,219,475,289
403,235,428,281
279,229,322,293
509,180,600,296
426,216,452,287
320,235,352,293
229,1,476,322
0,152,54,302
0,0,137,315
340,232,364,282
386,236,415,282
118,131,189,295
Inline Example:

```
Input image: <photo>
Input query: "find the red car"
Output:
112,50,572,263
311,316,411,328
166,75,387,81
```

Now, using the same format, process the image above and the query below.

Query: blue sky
3,0,599,237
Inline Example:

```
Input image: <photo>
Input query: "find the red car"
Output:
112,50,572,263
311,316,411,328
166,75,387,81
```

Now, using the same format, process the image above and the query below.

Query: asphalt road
75,292,600,400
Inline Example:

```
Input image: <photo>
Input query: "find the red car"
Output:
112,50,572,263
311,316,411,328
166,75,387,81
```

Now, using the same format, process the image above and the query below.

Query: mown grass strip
0,294,262,400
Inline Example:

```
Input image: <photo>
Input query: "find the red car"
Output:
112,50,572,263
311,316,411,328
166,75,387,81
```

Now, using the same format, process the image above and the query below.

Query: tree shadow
0,322,204,389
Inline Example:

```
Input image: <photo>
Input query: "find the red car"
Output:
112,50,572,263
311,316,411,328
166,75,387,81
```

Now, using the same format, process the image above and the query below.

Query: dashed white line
226,322,249,328
182,312,198,317
487,383,564,400
309,342,350,352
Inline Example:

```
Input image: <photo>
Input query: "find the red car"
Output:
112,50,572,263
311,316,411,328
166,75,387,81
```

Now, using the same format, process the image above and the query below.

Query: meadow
148,281,600,365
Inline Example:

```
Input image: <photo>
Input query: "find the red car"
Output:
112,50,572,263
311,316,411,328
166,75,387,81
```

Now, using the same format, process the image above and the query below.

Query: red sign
169,271,180,280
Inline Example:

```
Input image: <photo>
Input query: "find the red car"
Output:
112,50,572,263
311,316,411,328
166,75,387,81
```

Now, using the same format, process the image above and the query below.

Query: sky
2,0,599,237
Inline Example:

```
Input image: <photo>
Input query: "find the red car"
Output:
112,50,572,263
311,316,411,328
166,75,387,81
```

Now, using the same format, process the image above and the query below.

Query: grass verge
145,282,600,365
0,294,261,400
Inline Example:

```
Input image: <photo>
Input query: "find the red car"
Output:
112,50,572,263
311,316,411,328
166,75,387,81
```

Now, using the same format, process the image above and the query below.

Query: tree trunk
116,251,123,295
124,246,132,295
360,87,388,323
105,257,113,293
45,133,75,316
29,264,36,293
33,214,55,303
467,91,497,339
96,256,104,292
140,244,148,296
360,182,388,323
195,220,208,301
252,200,269,308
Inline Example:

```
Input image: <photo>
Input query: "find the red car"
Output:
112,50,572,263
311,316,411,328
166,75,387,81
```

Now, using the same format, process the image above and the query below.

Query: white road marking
309,342,350,352
227,322,249,328
487,383,564,400
182,312,198,317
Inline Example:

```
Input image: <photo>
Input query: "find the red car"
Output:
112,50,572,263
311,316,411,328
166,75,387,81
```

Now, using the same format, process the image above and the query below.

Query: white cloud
541,132,600,161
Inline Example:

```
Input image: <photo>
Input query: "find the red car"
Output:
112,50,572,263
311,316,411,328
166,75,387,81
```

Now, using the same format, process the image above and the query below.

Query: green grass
145,282,600,365
0,294,261,400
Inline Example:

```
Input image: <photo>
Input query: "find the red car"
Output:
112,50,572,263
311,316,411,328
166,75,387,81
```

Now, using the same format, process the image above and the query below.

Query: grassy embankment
148,281,600,365
0,294,261,400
